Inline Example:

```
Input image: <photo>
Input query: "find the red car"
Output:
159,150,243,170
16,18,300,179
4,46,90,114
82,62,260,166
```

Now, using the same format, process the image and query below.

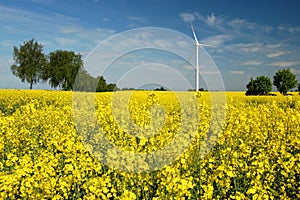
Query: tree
10,39,48,89
95,76,117,92
96,76,107,92
106,83,117,92
154,86,167,91
46,50,83,90
246,76,272,96
273,68,298,95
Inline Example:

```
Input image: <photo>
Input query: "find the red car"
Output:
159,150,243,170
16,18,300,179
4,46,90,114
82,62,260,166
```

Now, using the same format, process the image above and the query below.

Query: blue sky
1,0,300,90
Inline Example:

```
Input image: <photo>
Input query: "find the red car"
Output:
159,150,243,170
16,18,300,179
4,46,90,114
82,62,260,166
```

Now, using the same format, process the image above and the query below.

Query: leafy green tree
246,76,272,96
10,39,48,89
273,68,298,95
47,50,83,90
95,76,117,92
96,76,107,92
106,83,117,92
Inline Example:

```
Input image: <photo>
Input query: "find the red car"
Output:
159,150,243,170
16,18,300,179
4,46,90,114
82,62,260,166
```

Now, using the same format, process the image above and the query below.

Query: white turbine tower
191,26,215,91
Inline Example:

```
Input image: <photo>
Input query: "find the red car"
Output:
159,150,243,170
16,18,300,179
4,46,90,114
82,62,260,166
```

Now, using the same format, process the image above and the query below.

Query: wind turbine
191,26,215,91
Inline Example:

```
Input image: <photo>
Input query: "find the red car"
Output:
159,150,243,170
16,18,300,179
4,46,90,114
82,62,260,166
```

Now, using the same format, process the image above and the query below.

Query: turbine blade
191,25,199,45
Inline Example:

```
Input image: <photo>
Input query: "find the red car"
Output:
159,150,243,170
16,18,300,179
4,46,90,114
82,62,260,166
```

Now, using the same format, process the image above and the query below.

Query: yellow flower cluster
0,90,299,199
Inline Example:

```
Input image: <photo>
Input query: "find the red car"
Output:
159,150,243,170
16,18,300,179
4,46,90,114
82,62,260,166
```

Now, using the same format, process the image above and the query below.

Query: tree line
10,39,116,91
11,39,299,94
246,68,299,95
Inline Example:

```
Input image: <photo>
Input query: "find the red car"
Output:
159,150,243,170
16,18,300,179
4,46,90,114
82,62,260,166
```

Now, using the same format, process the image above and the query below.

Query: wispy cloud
194,12,224,27
266,50,291,58
179,12,196,23
231,19,275,37
59,25,115,43
228,18,273,34
230,70,245,75
0,5,77,30
0,4,116,52
268,61,300,67
206,13,218,26
228,18,248,30
242,60,264,66
278,25,300,35
200,34,233,47
127,16,147,28
228,43,263,53
179,11,299,43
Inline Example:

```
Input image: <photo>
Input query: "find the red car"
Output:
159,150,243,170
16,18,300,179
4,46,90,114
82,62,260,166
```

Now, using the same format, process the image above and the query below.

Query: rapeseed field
0,90,299,199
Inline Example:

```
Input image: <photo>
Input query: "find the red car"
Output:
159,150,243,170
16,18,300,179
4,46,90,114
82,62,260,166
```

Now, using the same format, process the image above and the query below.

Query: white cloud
262,26,274,33
242,60,264,66
267,51,290,58
227,43,263,53
228,18,273,34
265,43,281,49
206,13,217,26
228,18,247,30
60,26,115,39
238,43,262,53
268,61,300,67
288,27,300,35
0,5,77,29
54,13,79,22
179,12,195,23
230,70,245,75
278,25,300,35
54,25,116,50
127,16,147,28
194,12,224,27
200,34,233,47
0,5,115,52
